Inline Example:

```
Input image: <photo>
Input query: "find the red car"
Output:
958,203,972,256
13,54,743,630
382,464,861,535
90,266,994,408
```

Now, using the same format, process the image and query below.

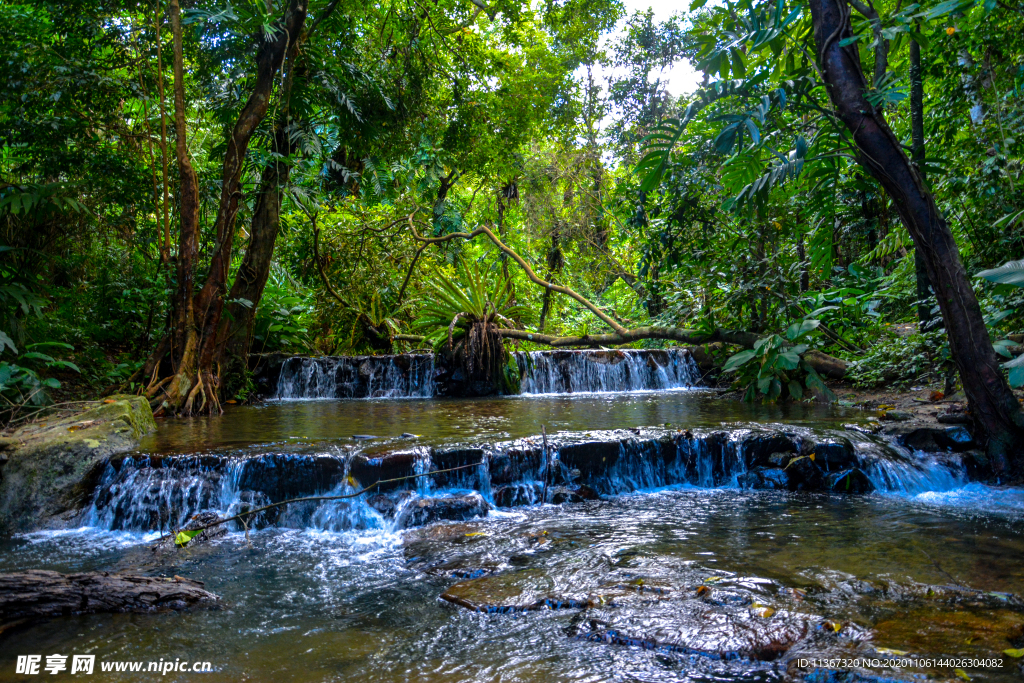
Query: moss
0,397,156,536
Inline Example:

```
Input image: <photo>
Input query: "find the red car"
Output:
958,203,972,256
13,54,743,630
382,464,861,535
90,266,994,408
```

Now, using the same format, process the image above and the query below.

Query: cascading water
516,348,701,394
270,348,702,398
82,425,978,537
275,354,436,399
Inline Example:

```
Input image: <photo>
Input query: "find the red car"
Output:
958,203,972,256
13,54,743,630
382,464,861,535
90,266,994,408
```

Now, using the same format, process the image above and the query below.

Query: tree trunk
218,123,294,398
909,33,934,328
149,0,201,415
809,0,1024,472
0,571,218,622
148,0,308,415
191,0,308,414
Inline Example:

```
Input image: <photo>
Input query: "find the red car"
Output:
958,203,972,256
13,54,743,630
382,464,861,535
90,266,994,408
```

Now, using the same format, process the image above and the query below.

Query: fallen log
0,570,218,622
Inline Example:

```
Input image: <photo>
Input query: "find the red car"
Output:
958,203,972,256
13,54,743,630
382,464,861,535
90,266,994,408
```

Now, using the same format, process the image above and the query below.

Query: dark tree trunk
219,123,294,397
0,571,218,622
147,0,201,413
538,227,563,333
809,0,1024,472
909,34,934,328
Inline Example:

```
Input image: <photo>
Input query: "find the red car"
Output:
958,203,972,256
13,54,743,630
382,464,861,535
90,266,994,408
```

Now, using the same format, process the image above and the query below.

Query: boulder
548,485,601,504
784,456,825,492
741,432,799,468
348,450,421,490
0,396,156,535
492,483,542,507
892,425,975,453
807,436,857,471
557,441,621,478
487,447,543,486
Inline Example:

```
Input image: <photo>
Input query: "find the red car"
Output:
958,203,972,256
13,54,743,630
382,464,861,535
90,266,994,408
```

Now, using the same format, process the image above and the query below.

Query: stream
2,351,1023,682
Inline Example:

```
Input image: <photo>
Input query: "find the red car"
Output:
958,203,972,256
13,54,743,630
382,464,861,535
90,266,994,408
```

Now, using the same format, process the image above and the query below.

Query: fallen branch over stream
399,217,849,379
0,570,218,623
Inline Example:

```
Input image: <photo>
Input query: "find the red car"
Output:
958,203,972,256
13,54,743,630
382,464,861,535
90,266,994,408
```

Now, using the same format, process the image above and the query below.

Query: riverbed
2,391,1023,682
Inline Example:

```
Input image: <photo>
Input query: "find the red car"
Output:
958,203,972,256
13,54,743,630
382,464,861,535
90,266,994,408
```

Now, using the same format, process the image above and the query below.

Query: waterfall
516,348,701,394
271,348,701,398
275,354,436,399
83,426,985,536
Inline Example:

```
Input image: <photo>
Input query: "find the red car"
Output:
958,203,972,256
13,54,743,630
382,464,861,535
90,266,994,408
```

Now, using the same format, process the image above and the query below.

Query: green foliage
413,261,533,351
723,318,835,402
847,328,951,388
251,272,312,354
0,342,80,423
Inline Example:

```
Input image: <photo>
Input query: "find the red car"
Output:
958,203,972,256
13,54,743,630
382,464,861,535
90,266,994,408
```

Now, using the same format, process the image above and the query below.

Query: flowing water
2,385,1024,682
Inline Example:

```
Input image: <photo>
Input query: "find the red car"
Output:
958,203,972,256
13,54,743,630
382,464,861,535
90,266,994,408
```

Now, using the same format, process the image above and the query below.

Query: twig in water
541,425,549,504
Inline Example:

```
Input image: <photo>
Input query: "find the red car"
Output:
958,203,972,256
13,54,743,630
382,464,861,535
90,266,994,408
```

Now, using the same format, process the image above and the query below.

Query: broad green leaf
977,260,1024,287
778,351,801,370
0,331,16,355
786,319,819,340
788,380,803,400
21,351,55,363
723,349,757,372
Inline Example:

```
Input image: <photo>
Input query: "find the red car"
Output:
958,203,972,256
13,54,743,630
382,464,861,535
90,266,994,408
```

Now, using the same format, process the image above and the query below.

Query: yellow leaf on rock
876,647,907,655
758,607,775,618
465,532,488,537
1004,649,1024,658
954,669,971,681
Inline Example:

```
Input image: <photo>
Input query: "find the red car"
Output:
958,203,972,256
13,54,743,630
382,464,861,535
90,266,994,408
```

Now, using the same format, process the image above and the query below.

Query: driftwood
0,570,218,622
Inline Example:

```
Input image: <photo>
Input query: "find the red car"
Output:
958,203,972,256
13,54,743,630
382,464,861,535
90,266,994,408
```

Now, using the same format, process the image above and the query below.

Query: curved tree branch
408,220,628,334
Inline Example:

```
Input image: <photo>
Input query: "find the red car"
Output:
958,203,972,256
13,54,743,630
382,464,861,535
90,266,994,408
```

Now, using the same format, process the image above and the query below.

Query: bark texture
809,0,1024,471
0,571,218,622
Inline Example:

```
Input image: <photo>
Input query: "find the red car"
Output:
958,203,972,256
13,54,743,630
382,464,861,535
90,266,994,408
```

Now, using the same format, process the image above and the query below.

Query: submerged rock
738,467,790,490
548,485,601,504
396,493,490,528
824,469,874,494
152,511,227,551
575,599,810,661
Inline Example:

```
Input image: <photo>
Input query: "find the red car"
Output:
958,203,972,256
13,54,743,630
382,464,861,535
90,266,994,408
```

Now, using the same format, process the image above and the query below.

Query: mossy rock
0,396,156,535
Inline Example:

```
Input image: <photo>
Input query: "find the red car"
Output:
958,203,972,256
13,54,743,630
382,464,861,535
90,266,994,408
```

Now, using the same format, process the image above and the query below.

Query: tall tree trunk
538,227,563,333
150,0,201,415
909,33,934,328
809,0,1024,473
218,122,295,397
189,0,307,414
218,43,306,399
